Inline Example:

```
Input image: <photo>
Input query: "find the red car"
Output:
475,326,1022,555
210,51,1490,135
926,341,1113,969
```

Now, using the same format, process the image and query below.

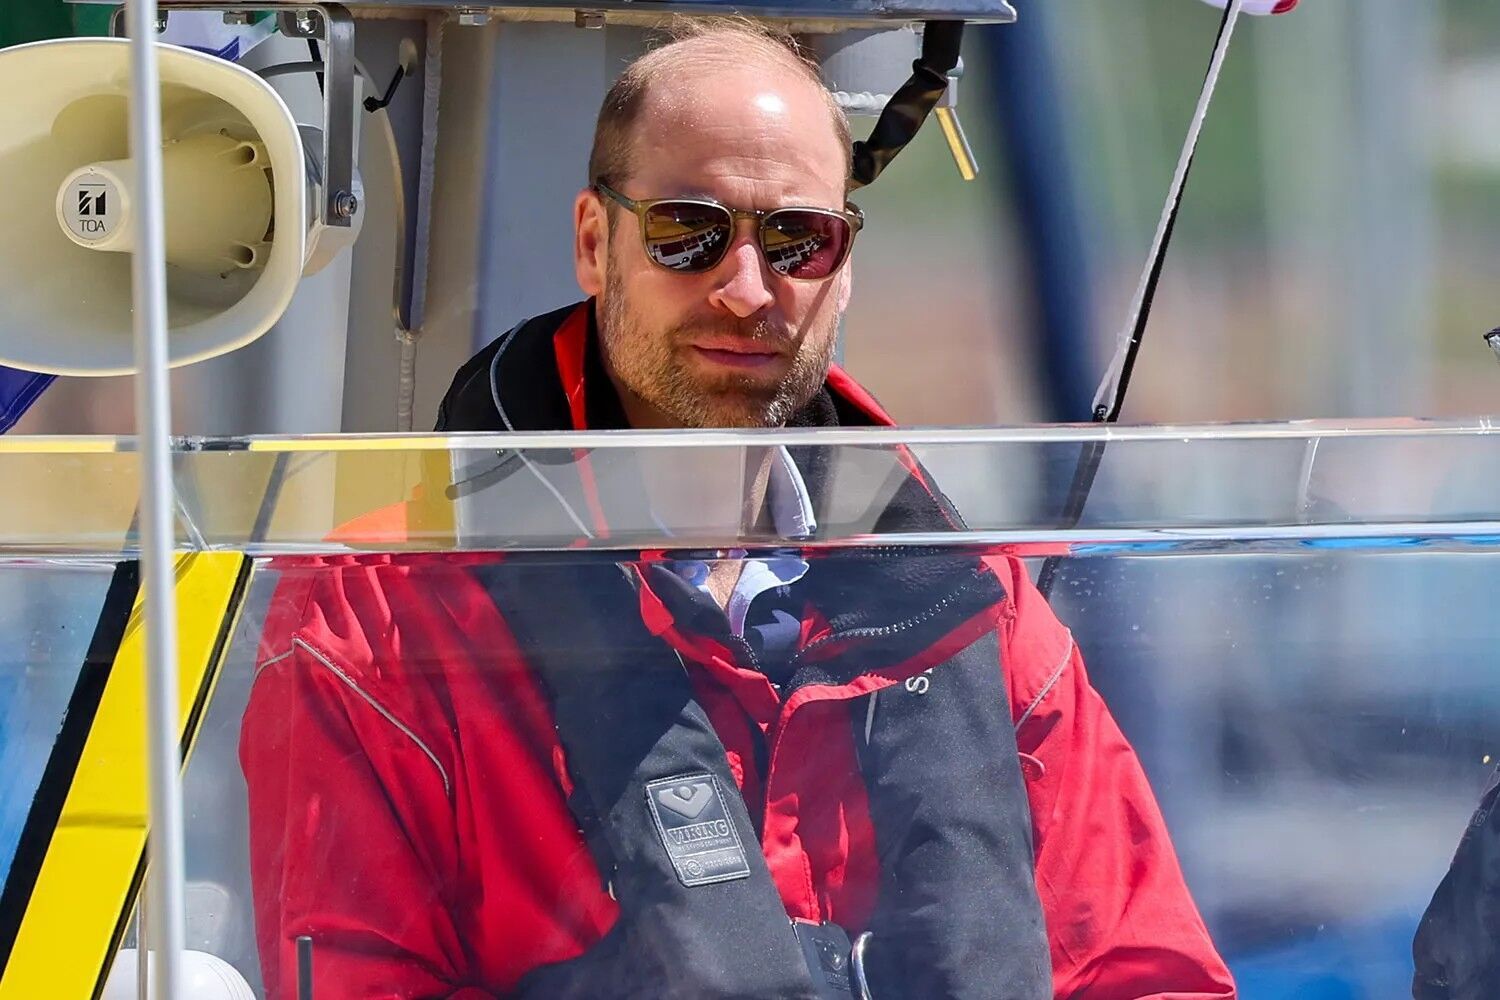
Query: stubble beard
598,268,837,429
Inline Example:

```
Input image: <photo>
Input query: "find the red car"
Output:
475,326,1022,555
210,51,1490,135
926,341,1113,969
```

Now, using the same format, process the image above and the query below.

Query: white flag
1200,0,1299,13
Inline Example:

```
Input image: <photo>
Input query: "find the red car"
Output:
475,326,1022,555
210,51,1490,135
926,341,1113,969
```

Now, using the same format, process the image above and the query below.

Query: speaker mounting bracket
109,2,358,230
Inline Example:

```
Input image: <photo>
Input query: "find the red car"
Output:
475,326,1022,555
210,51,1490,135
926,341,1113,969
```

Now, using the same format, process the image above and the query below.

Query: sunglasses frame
592,180,864,280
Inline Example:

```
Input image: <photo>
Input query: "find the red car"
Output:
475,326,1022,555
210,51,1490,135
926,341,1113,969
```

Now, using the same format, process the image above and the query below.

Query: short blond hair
587,18,853,191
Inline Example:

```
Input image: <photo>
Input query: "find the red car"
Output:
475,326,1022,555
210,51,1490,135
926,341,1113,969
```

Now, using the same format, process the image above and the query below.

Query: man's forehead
631,67,846,203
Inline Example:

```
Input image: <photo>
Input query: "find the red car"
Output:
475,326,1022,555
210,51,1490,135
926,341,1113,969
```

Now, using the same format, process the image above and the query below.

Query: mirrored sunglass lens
761,211,850,279
642,202,732,272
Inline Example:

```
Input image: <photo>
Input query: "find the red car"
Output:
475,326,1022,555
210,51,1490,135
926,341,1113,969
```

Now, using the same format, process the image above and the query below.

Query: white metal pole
124,1,186,997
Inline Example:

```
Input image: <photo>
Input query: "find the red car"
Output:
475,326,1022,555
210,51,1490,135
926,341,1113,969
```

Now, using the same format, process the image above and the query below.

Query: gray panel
472,22,648,349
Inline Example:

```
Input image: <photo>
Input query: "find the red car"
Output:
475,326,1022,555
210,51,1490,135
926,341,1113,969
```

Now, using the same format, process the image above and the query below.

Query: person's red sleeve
994,557,1237,999
241,569,491,1000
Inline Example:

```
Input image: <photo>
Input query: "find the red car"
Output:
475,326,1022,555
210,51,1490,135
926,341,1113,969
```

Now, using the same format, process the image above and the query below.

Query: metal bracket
935,59,977,181
109,3,358,230
280,5,357,228
452,6,490,25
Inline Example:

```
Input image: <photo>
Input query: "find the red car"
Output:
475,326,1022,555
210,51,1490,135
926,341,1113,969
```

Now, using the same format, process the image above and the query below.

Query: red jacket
240,304,1234,999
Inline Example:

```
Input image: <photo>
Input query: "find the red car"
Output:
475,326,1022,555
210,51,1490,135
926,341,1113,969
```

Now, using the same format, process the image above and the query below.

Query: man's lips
688,339,785,370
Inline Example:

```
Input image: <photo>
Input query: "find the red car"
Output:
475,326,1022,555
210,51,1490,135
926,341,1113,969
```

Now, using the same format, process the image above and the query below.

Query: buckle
792,919,855,998
850,931,876,1000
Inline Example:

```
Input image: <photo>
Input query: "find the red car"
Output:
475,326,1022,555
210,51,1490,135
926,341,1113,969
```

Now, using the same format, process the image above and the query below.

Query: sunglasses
593,181,863,281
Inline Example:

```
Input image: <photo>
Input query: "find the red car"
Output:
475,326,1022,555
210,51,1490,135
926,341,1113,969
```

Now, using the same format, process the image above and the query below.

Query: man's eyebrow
666,187,723,201
663,189,843,211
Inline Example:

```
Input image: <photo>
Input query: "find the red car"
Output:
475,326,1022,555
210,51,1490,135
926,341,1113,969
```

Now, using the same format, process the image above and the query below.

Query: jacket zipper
721,632,774,815
779,570,983,681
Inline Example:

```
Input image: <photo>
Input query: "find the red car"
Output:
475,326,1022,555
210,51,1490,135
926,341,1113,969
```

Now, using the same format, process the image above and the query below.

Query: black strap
1037,1,1239,599
482,559,822,1000
850,21,964,190
852,631,1052,998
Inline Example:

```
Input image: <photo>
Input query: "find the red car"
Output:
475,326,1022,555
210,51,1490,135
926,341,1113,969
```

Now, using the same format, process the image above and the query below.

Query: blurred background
848,0,1500,426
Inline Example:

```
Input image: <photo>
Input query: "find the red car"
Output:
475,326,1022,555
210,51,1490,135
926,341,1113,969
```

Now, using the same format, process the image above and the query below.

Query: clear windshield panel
2,420,1498,553
0,423,1494,998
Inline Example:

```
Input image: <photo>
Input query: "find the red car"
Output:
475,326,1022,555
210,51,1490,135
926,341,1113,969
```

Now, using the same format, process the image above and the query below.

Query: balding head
588,19,852,192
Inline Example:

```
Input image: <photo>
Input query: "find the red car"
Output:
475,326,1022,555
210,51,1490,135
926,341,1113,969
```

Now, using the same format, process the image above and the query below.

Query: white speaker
0,38,308,375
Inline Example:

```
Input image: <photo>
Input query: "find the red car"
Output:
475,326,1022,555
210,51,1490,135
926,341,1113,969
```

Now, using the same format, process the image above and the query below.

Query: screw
155,12,168,33
575,9,605,29
223,11,253,26
295,10,320,36
454,7,490,26
332,191,359,220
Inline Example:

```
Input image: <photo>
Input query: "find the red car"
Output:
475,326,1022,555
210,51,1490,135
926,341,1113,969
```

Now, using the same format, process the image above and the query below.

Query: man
242,21,1234,999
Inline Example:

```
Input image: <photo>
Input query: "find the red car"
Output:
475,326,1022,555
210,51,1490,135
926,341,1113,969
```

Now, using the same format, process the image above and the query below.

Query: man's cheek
834,265,853,313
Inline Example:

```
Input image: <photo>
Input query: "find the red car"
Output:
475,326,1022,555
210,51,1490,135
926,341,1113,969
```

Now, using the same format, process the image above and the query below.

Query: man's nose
707,237,775,318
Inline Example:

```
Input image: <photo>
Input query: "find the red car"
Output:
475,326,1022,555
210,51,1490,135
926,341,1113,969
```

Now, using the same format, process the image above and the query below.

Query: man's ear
836,260,853,314
575,189,608,297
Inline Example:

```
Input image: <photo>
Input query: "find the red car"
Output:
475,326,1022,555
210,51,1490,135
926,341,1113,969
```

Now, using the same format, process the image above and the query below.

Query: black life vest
442,303,1052,998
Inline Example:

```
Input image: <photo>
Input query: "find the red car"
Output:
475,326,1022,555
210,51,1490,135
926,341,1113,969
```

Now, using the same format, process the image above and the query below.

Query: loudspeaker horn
0,38,307,375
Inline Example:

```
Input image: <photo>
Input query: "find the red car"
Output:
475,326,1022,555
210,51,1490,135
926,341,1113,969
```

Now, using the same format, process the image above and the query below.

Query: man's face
575,66,853,429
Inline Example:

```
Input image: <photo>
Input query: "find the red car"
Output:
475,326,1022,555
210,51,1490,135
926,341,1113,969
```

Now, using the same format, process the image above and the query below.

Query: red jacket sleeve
994,557,1237,1000
241,567,493,1000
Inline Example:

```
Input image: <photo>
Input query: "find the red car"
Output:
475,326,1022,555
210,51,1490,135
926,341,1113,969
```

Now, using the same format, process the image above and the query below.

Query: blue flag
0,367,56,434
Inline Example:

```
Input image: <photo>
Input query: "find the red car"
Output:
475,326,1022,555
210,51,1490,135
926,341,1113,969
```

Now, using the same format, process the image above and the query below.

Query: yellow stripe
0,438,121,454
247,435,451,452
0,553,250,1000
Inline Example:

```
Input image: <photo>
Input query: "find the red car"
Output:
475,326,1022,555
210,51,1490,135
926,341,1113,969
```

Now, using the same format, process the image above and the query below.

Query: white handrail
124,3,187,998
